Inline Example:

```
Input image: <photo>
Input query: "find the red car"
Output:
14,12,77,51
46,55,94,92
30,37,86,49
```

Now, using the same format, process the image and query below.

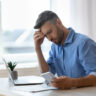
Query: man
34,10,96,89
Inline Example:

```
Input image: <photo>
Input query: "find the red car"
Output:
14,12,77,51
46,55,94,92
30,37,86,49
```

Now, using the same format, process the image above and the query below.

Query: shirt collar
64,27,75,44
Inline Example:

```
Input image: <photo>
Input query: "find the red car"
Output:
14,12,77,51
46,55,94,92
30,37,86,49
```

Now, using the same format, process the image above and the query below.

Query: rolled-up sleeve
47,44,56,75
79,39,96,76
89,72,96,76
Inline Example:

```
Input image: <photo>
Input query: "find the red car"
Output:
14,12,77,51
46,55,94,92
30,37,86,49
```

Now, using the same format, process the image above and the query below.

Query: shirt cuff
89,72,96,76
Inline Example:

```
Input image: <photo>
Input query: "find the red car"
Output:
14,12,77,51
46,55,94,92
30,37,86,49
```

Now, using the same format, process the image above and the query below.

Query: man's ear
56,19,62,27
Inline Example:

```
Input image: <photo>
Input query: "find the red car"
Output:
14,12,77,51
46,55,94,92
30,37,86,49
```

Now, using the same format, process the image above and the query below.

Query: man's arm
36,47,49,73
34,30,49,73
72,75,96,88
51,75,96,89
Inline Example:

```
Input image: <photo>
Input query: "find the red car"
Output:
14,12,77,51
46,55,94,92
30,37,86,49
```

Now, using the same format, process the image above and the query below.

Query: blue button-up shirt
47,28,96,78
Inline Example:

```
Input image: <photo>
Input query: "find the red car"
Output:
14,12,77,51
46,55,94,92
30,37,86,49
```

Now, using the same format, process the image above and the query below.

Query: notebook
2,58,45,86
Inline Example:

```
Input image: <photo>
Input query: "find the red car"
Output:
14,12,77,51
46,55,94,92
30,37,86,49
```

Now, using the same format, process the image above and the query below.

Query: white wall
70,0,96,41
0,0,3,57
91,0,96,41
0,0,1,36
51,0,70,27
51,0,96,41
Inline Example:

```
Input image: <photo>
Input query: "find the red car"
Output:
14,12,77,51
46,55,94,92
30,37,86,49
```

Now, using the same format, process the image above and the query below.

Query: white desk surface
0,76,96,96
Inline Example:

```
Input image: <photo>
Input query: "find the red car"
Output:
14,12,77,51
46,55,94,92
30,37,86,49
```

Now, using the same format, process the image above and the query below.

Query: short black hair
34,10,59,29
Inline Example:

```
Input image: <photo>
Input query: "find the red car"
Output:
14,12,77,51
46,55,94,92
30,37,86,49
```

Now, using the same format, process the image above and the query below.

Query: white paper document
41,72,55,84
11,83,58,93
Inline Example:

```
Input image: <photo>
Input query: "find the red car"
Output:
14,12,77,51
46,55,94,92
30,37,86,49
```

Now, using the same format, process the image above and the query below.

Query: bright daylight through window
0,0,70,67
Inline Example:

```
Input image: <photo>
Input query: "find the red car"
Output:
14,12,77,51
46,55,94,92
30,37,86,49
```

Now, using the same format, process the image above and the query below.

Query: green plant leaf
7,61,17,71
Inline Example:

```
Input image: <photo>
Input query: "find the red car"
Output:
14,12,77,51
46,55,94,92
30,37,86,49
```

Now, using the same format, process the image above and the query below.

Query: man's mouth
52,39,55,42
52,40,57,43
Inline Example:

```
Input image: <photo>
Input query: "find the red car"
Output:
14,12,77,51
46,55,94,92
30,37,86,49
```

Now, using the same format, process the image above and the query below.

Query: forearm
36,47,49,73
72,75,96,88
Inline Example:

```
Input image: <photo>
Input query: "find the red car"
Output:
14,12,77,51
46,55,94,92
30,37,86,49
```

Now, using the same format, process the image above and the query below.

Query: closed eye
45,30,52,37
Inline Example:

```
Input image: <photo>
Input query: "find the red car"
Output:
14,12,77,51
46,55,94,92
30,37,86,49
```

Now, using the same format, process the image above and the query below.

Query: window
0,0,70,67
0,0,51,66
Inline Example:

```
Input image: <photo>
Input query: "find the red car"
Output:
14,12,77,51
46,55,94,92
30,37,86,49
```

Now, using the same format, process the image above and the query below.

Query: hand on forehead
35,29,45,37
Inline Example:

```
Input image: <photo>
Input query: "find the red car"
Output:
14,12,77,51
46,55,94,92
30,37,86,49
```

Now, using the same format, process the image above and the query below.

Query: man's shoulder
75,33,92,44
76,33,88,40
75,33,96,48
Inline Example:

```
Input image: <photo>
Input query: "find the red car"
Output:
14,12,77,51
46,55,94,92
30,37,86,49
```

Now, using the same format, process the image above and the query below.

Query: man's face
41,21,64,44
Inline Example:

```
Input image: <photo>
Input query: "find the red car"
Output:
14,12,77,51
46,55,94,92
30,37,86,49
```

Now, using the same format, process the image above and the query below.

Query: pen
31,88,57,93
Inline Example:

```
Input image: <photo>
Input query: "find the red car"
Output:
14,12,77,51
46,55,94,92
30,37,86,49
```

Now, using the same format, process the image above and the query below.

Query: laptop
2,58,45,86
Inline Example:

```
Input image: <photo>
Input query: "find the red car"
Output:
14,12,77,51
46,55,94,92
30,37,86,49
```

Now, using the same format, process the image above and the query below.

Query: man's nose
48,38,53,42
47,35,52,41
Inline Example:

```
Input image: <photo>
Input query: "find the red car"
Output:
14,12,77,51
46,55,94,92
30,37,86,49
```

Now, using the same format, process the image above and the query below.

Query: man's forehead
41,22,52,33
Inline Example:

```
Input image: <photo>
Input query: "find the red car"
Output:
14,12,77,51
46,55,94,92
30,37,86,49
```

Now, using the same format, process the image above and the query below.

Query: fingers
52,76,65,83
51,78,59,83
34,30,44,39
34,29,42,35
51,76,66,88
34,33,44,39
51,78,61,88
34,32,44,42
50,82,57,87
51,82,63,89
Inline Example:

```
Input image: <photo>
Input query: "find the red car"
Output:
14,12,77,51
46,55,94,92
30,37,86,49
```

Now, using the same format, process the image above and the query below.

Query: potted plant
8,61,18,80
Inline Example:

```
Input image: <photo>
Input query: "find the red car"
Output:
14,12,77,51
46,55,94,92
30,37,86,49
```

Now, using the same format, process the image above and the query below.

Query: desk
0,76,96,96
